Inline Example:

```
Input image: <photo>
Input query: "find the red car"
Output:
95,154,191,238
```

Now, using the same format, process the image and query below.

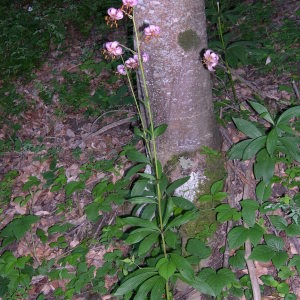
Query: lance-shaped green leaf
127,196,157,205
171,196,195,210
165,210,198,230
114,268,157,296
153,124,168,138
125,228,155,245
254,150,276,183
242,136,267,160
166,176,190,194
126,149,150,163
138,232,159,256
124,163,147,179
266,128,278,156
256,181,272,202
122,217,159,231
150,276,166,300
233,117,264,138
249,101,274,125
278,137,300,162
229,139,252,160
134,275,161,300
276,106,300,125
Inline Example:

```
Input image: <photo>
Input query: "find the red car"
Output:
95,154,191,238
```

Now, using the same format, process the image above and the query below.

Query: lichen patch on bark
178,29,200,51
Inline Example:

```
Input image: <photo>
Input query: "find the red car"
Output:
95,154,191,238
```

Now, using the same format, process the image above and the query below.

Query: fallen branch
243,160,261,300
83,116,135,139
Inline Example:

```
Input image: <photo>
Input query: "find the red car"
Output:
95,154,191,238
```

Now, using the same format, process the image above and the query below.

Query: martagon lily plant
102,1,221,299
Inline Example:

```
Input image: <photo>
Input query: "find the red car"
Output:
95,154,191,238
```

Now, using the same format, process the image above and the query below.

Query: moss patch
178,29,200,51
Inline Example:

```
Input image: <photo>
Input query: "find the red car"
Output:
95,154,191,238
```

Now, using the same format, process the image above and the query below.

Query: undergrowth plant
0,1,299,300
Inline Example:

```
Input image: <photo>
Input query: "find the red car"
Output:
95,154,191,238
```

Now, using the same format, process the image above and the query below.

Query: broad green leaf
213,191,227,201
286,223,300,236
0,215,39,241
128,196,157,205
276,106,300,126
215,204,241,222
260,275,278,287
228,139,252,160
165,210,198,230
249,101,274,125
228,226,248,249
138,232,159,256
153,124,168,138
249,245,275,262
170,253,194,281
248,224,264,246
278,266,294,280
186,238,211,259
114,269,157,296
233,118,263,138
266,128,278,156
134,275,160,300
242,136,267,160
240,199,259,227
229,250,246,269
85,202,101,222
198,194,213,202
284,293,297,300
171,196,195,210
122,217,159,230
276,282,289,294
22,176,41,191
210,179,224,195
126,149,150,163
269,215,287,231
289,255,300,275
264,234,285,252
256,181,272,202
272,251,289,269
156,258,176,280
195,268,236,297
166,176,190,194
65,181,85,197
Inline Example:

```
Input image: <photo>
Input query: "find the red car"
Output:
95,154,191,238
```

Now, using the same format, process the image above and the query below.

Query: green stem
217,2,238,103
132,9,170,300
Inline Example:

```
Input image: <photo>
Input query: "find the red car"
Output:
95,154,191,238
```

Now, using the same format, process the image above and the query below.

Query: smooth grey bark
135,3,224,299
135,0,221,166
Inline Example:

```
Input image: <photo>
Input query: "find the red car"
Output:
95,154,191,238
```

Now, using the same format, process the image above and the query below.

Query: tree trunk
135,2,224,299
135,0,221,167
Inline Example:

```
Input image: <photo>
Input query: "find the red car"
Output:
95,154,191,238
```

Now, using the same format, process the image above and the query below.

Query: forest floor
0,0,299,299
